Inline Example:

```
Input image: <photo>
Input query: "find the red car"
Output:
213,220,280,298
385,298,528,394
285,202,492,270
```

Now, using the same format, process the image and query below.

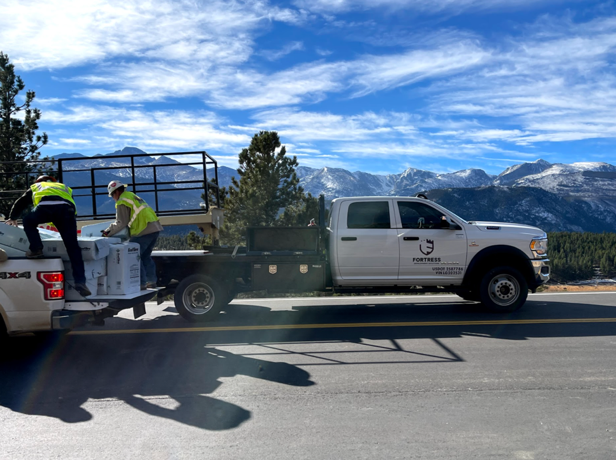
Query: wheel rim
182,282,216,315
488,274,520,307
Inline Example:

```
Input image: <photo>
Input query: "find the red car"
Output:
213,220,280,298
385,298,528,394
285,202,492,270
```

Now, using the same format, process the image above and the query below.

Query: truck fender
463,245,535,289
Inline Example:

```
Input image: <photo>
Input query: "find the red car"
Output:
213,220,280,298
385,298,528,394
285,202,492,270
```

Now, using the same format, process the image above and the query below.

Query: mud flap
133,303,146,319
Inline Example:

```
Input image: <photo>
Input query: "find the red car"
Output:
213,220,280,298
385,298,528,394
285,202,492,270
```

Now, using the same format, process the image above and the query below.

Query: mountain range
54,148,616,233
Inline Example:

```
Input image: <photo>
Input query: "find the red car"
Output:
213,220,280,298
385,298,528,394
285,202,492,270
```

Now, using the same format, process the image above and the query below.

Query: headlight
530,237,548,258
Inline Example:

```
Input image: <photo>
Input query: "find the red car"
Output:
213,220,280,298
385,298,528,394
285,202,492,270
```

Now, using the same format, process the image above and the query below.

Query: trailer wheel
479,266,528,312
174,275,226,322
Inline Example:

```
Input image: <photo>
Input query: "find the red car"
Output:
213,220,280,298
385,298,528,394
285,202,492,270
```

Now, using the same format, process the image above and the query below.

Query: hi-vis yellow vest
115,191,159,237
30,182,77,214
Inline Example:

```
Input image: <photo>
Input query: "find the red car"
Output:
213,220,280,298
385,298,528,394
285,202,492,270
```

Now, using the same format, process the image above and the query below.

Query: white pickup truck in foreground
0,225,155,339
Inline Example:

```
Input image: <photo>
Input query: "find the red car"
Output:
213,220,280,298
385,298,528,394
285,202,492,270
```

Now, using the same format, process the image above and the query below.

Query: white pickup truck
153,195,551,322
0,255,156,339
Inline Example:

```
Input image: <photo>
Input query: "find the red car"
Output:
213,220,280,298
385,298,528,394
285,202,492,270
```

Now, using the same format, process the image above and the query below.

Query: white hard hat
108,180,126,197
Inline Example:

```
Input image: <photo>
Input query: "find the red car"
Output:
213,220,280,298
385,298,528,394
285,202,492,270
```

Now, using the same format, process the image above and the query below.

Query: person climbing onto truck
103,180,163,289
5,175,92,297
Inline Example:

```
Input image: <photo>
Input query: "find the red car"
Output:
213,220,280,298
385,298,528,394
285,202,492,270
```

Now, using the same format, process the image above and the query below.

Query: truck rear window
347,202,391,229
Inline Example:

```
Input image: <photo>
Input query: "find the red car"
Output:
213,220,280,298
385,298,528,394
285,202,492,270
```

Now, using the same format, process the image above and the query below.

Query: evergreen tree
0,52,49,217
221,131,305,244
278,192,320,227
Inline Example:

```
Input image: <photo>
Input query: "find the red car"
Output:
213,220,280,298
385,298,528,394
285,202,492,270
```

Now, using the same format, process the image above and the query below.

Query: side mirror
440,216,461,230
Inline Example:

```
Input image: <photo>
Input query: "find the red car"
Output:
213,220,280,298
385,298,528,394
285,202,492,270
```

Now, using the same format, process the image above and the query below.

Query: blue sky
2,0,616,175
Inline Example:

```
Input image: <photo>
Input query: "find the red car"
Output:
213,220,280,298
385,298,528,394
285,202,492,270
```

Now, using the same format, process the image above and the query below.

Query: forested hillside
549,232,616,283
155,232,616,284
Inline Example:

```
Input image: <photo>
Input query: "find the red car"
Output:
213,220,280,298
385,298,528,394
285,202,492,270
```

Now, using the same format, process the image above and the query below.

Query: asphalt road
1,292,615,459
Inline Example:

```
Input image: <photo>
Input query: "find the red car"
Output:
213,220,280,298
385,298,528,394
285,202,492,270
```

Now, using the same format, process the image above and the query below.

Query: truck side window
347,202,391,229
398,202,446,229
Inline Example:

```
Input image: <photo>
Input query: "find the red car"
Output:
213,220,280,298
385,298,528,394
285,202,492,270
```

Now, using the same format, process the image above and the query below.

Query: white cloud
349,40,488,97
0,0,302,70
259,41,305,61
42,105,251,154
293,0,571,14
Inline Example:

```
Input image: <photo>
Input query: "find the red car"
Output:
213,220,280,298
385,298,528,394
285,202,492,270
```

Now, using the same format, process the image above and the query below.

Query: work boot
74,283,92,297
146,282,157,289
26,249,44,259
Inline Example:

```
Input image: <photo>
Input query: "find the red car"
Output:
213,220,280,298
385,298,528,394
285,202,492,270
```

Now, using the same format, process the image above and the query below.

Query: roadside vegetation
548,232,616,282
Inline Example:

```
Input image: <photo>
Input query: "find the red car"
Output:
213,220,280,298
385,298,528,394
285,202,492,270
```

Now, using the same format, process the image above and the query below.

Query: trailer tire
174,275,226,322
479,266,528,312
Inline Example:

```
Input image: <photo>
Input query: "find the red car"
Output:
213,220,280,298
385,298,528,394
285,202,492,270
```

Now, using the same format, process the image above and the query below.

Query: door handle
341,237,357,241
403,236,419,241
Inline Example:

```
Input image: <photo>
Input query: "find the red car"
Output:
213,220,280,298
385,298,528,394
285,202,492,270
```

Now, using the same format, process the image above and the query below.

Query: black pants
23,204,86,285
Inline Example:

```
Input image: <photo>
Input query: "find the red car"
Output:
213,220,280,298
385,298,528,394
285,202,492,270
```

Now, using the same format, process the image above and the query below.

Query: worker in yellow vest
6,175,91,296
103,181,163,289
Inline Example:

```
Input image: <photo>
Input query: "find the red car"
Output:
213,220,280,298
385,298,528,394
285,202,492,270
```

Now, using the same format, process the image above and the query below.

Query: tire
479,266,528,312
174,274,227,323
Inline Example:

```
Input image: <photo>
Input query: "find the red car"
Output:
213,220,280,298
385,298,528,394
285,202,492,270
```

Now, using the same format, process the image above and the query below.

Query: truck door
336,200,399,281
395,200,467,283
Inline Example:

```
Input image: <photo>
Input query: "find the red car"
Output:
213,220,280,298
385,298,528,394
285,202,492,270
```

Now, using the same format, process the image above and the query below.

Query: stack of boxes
0,224,142,300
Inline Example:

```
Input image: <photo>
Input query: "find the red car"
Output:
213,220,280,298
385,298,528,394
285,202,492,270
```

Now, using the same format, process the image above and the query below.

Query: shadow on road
0,333,314,429
1,295,614,429
147,296,616,344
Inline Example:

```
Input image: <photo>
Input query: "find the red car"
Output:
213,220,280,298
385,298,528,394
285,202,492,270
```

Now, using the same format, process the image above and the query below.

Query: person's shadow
0,332,314,430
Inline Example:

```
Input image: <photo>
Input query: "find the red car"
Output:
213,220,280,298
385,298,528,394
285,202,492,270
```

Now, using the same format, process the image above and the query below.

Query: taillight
37,272,65,300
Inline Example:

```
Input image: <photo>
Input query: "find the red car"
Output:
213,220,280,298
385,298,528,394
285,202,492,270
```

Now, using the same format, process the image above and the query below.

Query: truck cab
329,196,550,311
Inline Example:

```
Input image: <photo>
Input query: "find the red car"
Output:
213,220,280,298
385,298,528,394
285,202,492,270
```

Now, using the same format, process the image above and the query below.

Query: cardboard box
81,222,129,241
0,225,32,251
64,257,106,281
107,243,141,295
0,225,62,252
0,243,26,258
42,236,120,261
64,277,99,301
97,276,108,295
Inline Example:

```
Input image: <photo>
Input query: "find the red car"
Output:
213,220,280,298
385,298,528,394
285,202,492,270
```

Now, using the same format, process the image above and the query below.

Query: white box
106,243,141,295
97,276,108,295
42,236,120,261
0,225,63,252
64,258,106,281
81,221,130,241
0,243,26,257
0,225,31,251
64,277,99,301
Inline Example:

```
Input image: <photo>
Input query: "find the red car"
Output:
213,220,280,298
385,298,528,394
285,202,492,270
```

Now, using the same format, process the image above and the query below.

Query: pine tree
221,131,305,244
0,52,49,217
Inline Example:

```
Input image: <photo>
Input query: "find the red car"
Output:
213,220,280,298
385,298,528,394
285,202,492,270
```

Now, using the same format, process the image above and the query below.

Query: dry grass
541,284,616,292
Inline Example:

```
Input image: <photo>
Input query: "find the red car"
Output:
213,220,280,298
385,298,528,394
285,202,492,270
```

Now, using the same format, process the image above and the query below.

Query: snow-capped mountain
52,148,616,232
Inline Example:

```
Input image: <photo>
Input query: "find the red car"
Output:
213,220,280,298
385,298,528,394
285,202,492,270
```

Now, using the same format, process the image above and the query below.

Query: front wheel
174,275,227,323
479,266,528,313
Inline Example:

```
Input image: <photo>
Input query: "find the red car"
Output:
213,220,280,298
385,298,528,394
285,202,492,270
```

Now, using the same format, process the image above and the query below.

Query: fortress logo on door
420,239,435,256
